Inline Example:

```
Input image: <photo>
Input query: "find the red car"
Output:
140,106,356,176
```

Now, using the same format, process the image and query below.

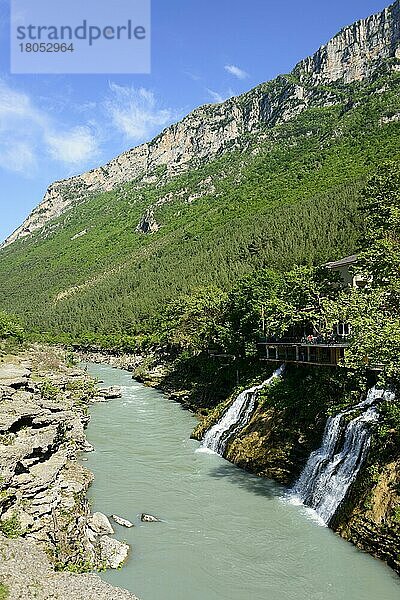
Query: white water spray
291,387,394,525
201,365,285,456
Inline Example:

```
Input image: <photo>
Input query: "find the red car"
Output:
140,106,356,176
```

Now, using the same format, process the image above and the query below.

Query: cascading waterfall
201,364,285,456
291,387,394,525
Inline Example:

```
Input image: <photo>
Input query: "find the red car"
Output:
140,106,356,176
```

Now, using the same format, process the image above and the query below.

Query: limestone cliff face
3,1,400,248
0,80,313,247
294,0,400,84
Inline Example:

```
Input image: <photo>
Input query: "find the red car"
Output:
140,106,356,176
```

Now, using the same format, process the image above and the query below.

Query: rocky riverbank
0,345,138,599
78,350,144,374
0,536,137,600
78,349,213,411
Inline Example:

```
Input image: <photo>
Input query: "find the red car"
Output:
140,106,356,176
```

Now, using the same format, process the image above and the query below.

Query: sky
0,0,392,243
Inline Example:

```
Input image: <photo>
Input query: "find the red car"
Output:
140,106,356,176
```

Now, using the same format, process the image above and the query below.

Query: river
83,363,400,600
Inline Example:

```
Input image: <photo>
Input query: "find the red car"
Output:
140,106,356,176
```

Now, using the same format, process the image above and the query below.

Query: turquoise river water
83,363,400,600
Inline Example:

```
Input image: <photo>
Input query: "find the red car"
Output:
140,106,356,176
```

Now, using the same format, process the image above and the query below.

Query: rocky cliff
294,0,400,84
0,80,321,247
2,1,400,248
0,346,138,598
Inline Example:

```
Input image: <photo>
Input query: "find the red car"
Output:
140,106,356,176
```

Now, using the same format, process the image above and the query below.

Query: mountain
3,0,400,249
0,1,399,337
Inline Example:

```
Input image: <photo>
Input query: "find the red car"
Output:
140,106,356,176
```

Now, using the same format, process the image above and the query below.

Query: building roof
324,254,358,269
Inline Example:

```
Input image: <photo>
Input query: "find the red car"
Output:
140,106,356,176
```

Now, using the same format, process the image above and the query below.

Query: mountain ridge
2,0,400,248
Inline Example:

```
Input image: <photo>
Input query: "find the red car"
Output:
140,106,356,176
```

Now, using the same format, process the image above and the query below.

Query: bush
0,583,9,600
0,311,24,343
0,514,23,539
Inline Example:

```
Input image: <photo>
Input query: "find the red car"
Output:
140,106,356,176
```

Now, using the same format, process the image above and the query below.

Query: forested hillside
0,65,399,340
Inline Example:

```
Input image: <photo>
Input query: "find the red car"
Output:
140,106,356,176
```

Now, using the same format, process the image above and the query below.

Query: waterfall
201,365,285,456
291,387,394,525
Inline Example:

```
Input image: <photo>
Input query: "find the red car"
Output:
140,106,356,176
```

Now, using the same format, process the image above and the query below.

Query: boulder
88,512,114,535
136,208,160,234
110,515,134,528
140,513,160,523
97,386,122,399
0,365,31,388
99,536,130,569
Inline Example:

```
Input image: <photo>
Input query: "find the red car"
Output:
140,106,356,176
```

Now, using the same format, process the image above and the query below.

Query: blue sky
0,0,391,242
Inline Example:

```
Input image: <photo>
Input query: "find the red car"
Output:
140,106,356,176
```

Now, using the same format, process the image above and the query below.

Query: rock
11,390,34,403
0,386,16,400
3,2,400,252
97,386,122,399
88,512,114,535
83,441,95,452
0,364,31,388
140,513,160,523
110,515,134,528
0,349,133,580
91,395,107,403
136,208,160,234
4,508,34,531
294,2,400,85
98,536,130,569
0,536,138,599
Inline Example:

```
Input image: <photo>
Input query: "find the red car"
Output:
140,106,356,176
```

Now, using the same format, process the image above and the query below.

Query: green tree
0,311,24,342
358,161,400,293
155,287,228,355
324,161,400,384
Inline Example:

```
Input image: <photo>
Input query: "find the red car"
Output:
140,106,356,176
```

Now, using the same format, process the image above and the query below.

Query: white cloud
45,126,100,165
0,79,177,176
0,80,100,174
105,83,175,142
207,89,225,104
206,88,236,104
224,64,249,80
0,141,36,174
184,71,202,82
0,81,44,130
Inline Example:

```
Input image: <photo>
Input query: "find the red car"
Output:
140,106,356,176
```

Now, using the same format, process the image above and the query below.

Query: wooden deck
258,341,348,367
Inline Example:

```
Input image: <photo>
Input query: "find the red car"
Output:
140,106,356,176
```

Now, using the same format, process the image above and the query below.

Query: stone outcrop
294,0,400,84
96,385,122,400
136,208,160,234
2,2,399,249
331,459,400,574
0,535,138,600
79,351,144,373
0,347,135,596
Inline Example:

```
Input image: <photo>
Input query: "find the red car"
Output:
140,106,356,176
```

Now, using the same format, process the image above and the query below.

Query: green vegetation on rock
0,514,23,539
